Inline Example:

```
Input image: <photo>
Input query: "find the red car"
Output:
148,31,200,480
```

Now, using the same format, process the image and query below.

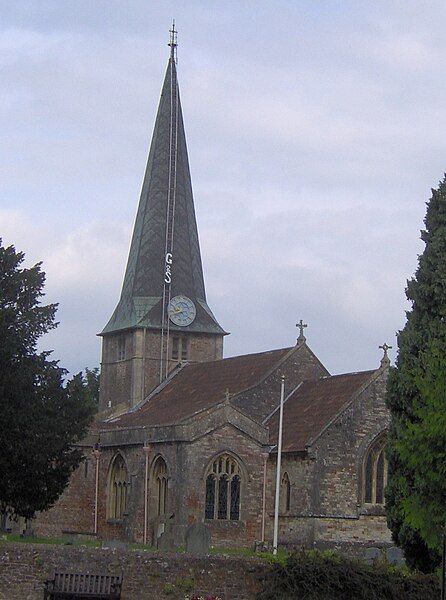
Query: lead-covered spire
102,30,225,336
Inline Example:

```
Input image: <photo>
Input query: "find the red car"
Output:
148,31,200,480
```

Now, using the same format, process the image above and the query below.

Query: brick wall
0,543,264,600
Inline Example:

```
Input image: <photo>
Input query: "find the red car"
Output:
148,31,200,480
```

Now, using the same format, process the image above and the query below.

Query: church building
34,29,392,551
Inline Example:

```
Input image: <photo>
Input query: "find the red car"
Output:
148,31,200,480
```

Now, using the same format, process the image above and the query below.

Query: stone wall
266,368,392,548
100,329,224,413
0,543,264,600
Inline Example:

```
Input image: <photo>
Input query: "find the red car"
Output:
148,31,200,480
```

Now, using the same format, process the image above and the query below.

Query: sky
2,1,446,378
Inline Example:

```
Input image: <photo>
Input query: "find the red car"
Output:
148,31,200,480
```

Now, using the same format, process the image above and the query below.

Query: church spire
99,28,226,411
101,29,225,338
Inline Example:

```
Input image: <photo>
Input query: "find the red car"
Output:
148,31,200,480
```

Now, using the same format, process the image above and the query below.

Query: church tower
99,27,226,414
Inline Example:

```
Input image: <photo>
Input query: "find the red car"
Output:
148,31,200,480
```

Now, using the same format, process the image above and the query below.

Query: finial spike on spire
168,20,178,62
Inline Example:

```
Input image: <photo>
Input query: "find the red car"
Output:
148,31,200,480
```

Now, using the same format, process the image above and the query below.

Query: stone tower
99,29,226,414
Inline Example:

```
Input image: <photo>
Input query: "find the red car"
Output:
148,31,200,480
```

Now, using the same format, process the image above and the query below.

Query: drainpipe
92,442,101,535
141,328,146,404
261,452,269,543
273,375,285,555
442,527,446,600
143,443,150,545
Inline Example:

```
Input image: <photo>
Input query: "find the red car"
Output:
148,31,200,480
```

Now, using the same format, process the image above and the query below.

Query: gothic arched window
280,472,291,513
205,454,242,521
363,438,387,505
153,456,168,516
108,454,129,520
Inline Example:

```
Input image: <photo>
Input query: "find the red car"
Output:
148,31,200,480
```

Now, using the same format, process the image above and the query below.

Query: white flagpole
273,375,285,555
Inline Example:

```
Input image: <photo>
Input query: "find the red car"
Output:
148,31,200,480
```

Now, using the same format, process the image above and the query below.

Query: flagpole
273,375,285,555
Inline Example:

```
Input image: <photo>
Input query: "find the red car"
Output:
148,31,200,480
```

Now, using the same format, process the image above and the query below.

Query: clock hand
169,305,183,314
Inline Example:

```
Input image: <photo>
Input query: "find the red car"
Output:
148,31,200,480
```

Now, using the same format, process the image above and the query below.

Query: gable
232,342,329,423
267,370,378,452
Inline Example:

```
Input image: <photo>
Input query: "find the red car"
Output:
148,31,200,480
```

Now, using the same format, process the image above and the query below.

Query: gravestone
102,539,128,551
158,522,175,550
364,547,381,563
185,522,210,555
386,546,404,565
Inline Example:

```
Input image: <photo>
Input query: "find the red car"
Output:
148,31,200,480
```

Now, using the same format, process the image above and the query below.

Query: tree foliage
256,551,439,600
0,240,96,521
386,175,446,571
80,367,100,405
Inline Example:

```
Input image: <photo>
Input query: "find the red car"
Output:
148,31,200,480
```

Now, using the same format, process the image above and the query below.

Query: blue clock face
168,295,196,326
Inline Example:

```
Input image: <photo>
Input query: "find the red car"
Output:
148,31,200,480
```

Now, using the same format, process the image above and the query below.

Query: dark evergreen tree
0,241,96,521
386,175,446,571
82,367,100,405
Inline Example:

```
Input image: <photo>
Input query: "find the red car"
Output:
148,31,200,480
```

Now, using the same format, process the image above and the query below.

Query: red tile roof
267,370,376,452
107,347,292,428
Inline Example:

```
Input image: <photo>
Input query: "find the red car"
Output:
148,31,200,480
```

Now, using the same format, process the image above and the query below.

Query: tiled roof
267,370,376,452
107,347,292,428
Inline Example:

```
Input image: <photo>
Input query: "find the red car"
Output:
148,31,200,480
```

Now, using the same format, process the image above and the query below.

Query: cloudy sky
2,1,446,377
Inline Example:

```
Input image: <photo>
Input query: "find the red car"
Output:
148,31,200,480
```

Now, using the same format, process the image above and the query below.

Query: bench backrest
52,573,122,594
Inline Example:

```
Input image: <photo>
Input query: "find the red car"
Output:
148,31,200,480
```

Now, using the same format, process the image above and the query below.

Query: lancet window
153,456,168,516
108,454,128,520
280,472,291,513
363,437,387,505
205,454,242,521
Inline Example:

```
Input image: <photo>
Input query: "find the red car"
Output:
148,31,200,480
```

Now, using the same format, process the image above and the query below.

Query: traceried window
153,456,168,516
171,336,188,362
280,472,291,513
205,454,241,521
108,454,128,520
363,437,387,505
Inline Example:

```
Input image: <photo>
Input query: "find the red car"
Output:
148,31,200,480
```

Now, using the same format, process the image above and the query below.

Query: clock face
168,295,196,326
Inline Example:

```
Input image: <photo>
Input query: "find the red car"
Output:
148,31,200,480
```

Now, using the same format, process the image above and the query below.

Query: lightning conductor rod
160,21,179,382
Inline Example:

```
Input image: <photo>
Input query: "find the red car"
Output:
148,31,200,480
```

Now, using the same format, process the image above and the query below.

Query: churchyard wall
0,542,264,600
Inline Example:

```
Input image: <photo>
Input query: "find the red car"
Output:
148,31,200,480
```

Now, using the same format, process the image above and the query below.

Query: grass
0,533,101,547
0,532,285,561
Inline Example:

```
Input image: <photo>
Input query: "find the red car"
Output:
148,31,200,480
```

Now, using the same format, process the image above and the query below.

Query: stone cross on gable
296,319,307,343
379,342,392,367
224,388,231,403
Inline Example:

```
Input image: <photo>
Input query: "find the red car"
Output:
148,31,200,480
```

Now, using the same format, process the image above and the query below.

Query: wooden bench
43,572,123,599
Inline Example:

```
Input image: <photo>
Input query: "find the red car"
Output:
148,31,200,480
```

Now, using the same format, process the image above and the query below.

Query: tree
386,175,446,571
81,367,100,405
0,240,96,521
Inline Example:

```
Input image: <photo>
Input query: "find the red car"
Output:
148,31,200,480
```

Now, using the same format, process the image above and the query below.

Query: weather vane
169,20,178,62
